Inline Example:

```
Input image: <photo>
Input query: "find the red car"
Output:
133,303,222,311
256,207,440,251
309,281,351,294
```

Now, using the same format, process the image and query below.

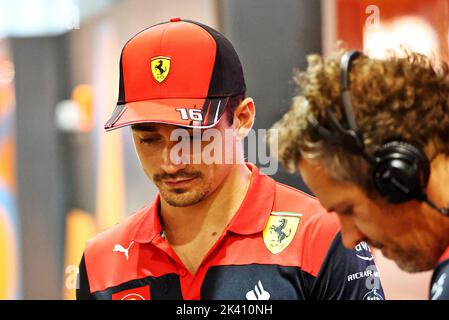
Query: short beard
391,244,442,273
157,181,212,207
153,169,209,207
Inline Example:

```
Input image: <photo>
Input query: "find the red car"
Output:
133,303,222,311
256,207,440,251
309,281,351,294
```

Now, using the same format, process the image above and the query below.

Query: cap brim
104,98,229,131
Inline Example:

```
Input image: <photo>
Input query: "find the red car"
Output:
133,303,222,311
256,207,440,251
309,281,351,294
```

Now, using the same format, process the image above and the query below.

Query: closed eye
139,136,162,144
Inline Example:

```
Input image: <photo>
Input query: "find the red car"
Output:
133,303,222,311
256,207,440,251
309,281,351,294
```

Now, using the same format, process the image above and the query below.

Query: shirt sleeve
76,254,94,300
430,259,449,300
310,232,385,300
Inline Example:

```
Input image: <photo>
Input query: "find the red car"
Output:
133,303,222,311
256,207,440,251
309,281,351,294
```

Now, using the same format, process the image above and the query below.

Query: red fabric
84,163,341,298
122,21,216,102
439,246,449,264
110,98,207,129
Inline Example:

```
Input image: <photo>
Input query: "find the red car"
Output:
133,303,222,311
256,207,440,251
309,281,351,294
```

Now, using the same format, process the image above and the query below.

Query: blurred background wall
0,0,447,299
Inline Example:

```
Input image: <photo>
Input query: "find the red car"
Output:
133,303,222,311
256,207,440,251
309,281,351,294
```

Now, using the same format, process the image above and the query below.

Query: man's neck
159,163,252,246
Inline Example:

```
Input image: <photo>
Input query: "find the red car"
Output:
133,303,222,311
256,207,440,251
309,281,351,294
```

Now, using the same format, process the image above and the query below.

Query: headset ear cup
373,141,430,203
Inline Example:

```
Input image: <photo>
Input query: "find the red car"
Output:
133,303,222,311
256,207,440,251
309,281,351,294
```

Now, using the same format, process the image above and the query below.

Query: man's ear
233,97,255,139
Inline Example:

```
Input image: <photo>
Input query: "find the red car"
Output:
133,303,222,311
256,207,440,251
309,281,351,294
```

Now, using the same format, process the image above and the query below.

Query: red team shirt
77,163,384,300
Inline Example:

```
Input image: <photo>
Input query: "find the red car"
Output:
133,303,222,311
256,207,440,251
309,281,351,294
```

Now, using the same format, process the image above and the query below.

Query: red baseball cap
104,18,246,131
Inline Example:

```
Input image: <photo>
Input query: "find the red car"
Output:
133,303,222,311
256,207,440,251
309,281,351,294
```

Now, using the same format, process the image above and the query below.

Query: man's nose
339,216,365,249
160,140,187,174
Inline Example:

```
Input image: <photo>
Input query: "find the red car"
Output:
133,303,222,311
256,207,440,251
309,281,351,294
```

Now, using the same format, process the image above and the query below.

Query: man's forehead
131,123,194,132
299,159,359,210
130,119,228,133
131,123,157,132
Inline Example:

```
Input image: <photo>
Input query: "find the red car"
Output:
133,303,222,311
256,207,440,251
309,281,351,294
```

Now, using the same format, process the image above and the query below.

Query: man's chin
394,259,425,273
387,249,436,273
160,188,209,207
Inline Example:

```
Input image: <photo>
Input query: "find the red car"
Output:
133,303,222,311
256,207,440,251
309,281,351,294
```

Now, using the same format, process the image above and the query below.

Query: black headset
307,50,449,216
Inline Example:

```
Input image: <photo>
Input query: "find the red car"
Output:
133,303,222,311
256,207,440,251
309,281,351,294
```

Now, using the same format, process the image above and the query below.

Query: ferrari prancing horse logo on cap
151,56,171,84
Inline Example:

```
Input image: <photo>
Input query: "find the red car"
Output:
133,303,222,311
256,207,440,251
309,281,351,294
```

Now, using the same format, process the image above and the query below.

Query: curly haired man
271,49,449,299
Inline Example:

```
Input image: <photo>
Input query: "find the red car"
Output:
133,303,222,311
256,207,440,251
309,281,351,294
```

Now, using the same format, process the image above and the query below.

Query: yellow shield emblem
151,56,171,84
263,212,302,254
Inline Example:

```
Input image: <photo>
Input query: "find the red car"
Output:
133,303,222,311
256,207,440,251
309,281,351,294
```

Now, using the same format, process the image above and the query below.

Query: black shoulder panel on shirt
430,259,449,300
311,232,385,300
200,264,315,300
92,273,183,300
76,254,93,300
76,256,183,301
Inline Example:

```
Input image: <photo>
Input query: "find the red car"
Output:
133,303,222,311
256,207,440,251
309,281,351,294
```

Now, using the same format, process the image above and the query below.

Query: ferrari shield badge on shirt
263,212,302,254
151,56,171,83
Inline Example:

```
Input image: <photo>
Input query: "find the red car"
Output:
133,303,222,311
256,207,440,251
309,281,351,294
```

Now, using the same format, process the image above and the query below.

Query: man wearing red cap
76,18,384,300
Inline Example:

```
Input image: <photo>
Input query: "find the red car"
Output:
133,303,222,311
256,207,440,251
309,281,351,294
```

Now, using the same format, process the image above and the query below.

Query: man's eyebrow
131,124,156,132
